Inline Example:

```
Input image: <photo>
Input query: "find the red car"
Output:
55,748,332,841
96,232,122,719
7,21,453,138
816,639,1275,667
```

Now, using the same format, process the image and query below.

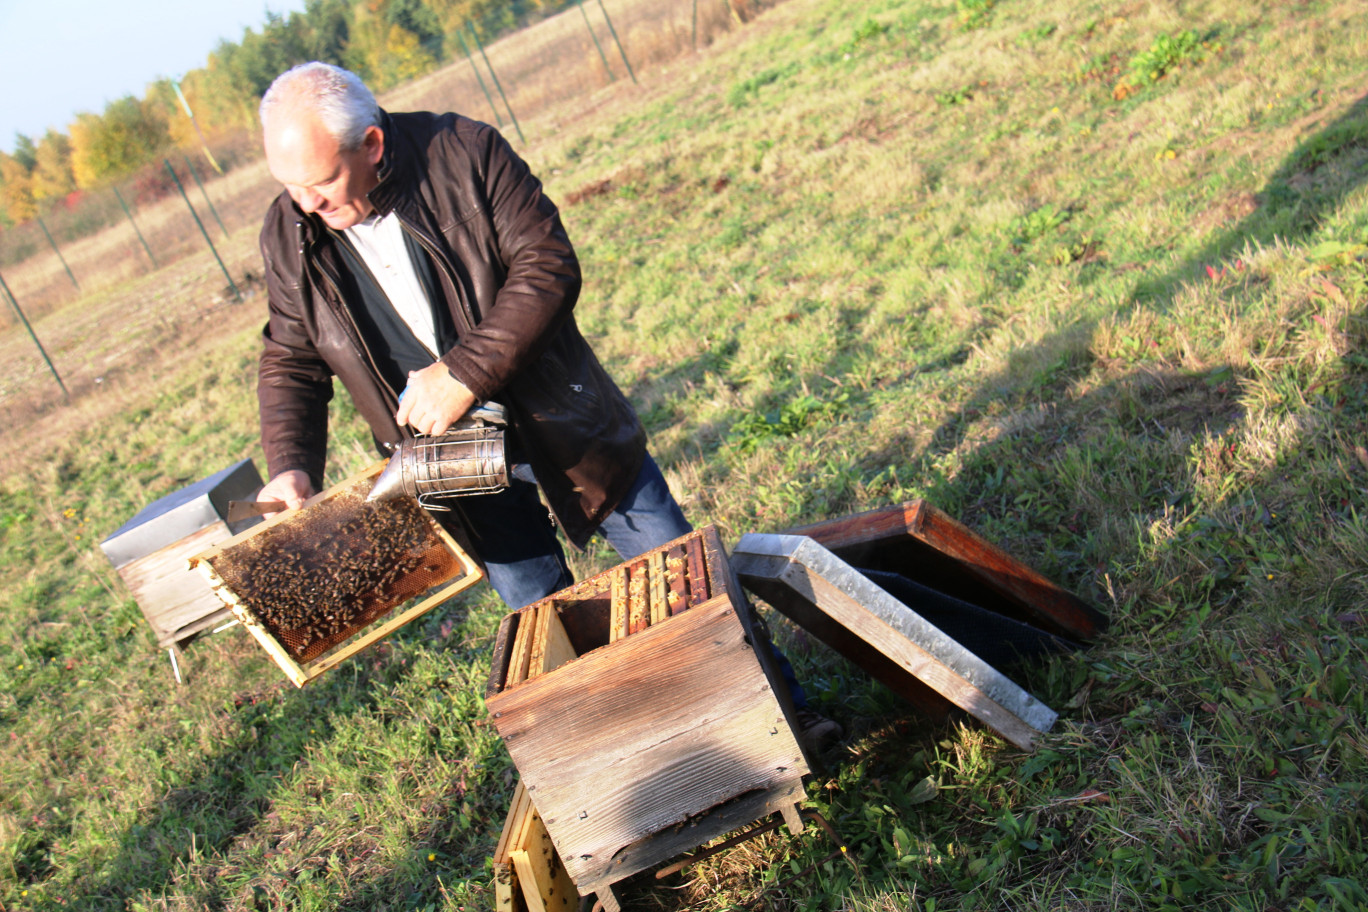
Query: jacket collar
365,109,409,218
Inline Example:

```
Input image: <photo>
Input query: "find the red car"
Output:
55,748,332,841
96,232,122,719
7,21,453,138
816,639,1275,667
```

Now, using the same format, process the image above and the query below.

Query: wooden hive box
484,525,809,912
100,459,264,649
731,500,1107,749
780,500,1106,643
191,461,482,686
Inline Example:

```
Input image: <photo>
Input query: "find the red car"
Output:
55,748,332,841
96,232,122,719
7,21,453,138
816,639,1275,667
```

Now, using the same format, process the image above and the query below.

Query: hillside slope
2,0,1366,909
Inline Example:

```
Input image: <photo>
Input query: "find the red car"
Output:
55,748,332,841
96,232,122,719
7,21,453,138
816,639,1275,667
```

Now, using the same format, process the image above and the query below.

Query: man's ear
363,125,385,165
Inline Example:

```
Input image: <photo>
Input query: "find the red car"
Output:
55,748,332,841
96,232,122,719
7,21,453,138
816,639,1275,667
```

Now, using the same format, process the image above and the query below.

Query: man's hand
258,469,314,516
394,361,477,435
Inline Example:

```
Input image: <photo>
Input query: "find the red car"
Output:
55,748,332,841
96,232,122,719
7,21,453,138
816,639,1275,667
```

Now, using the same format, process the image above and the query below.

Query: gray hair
259,62,379,150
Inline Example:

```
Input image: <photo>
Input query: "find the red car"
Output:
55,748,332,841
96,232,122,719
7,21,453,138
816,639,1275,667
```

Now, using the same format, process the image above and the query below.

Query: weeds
1128,30,1206,85
727,391,850,454
956,0,996,32
1114,28,1221,100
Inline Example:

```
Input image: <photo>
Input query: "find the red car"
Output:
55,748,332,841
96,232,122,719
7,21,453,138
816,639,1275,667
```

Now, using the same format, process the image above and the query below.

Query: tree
69,97,171,188
0,151,36,224
384,0,444,59
30,130,74,202
347,10,440,90
11,134,37,172
217,14,310,99
299,0,353,63
428,0,523,40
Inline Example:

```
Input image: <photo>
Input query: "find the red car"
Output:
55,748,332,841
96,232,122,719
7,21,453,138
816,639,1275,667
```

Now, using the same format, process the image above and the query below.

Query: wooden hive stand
99,458,264,681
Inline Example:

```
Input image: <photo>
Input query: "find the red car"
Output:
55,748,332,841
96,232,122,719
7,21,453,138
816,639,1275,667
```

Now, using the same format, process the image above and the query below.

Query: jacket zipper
393,215,560,531
396,215,478,338
338,224,444,363
304,228,405,414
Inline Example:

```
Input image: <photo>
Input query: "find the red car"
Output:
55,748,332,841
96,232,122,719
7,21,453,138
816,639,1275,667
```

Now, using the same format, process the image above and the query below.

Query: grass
4,0,1368,909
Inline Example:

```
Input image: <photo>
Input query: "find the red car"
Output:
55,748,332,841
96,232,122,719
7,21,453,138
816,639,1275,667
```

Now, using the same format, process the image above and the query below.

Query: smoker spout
366,455,407,504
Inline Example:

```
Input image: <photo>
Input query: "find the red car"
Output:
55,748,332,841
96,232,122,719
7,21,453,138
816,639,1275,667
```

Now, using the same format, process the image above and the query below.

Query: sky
0,0,308,154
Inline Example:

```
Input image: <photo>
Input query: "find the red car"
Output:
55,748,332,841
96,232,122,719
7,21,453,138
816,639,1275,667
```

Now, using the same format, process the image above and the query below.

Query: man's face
265,108,383,231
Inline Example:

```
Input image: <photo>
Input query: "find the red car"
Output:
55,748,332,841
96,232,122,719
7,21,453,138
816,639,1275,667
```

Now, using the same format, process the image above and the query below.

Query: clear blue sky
0,0,307,154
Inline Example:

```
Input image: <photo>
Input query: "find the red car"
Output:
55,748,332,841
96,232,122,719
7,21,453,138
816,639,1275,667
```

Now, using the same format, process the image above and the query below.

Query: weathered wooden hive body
484,525,809,911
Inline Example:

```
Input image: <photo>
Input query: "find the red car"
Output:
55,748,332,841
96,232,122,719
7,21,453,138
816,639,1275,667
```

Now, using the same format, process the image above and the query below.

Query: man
254,61,691,610
253,62,837,746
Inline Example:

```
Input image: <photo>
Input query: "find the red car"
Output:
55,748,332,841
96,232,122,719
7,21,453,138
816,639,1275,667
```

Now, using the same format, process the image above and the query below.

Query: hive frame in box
191,461,483,687
484,526,809,912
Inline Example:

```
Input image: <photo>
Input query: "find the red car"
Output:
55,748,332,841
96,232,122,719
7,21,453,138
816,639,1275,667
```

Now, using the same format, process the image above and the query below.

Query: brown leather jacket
257,110,645,548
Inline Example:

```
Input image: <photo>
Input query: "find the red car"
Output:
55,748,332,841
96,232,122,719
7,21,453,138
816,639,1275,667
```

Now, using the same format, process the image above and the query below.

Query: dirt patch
1192,191,1260,233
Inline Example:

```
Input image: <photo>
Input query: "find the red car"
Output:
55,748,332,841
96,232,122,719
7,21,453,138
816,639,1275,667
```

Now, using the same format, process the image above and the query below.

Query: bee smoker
366,404,514,510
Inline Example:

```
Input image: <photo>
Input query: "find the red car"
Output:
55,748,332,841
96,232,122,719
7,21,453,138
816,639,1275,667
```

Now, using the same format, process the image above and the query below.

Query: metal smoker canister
367,405,511,509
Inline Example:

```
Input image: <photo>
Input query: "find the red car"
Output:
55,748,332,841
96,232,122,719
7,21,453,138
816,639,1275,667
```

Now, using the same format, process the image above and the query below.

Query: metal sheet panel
100,459,262,568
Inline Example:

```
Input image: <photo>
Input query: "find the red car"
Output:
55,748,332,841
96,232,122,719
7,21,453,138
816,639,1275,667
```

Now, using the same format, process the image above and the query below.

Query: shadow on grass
27,598,503,912
926,91,1368,465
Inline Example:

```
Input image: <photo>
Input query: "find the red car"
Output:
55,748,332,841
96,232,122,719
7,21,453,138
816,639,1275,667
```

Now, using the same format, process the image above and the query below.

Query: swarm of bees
208,482,457,661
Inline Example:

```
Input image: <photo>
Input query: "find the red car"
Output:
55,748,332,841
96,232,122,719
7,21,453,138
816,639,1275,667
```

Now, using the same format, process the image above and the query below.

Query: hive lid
731,531,1059,750
100,459,263,568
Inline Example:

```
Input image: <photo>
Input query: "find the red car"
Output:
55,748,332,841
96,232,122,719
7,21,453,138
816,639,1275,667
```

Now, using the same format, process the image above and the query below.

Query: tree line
0,0,570,229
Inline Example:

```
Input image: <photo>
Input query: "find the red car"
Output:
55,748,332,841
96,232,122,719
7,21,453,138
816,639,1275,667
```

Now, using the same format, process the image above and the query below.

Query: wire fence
0,0,778,341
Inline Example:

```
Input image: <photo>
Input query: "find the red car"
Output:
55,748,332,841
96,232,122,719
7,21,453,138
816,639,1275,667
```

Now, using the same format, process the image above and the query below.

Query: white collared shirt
344,211,440,356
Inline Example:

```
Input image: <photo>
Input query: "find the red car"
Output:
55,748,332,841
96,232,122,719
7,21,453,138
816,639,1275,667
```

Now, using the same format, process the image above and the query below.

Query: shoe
795,709,843,754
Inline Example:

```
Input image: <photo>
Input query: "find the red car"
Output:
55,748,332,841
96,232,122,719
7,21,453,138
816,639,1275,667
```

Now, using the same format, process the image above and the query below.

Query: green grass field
3,0,1367,909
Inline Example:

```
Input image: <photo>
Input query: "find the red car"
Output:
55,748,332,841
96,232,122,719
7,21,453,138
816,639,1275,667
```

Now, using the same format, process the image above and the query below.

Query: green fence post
454,28,504,128
35,216,79,290
578,0,617,82
595,0,637,85
183,154,228,238
113,187,158,268
0,269,69,402
467,23,524,144
164,159,241,302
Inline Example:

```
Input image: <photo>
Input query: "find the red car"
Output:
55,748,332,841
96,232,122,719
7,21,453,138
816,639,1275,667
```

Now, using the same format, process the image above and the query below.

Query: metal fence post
35,216,79,290
113,187,158,268
0,269,69,402
163,159,241,303
467,23,524,144
183,154,228,238
595,0,637,85
578,0,617,83
454,28,504,128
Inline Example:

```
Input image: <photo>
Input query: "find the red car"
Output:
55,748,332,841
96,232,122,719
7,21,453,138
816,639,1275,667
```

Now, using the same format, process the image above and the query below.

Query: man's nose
293,187,323,213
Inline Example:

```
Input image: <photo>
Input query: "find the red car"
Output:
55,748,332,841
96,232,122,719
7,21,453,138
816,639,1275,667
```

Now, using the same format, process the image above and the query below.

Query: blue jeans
453,454,690,610
451,454,807,708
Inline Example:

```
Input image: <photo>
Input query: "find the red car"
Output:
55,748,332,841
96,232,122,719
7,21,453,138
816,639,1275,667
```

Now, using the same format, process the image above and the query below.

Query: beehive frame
191,461,482,686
